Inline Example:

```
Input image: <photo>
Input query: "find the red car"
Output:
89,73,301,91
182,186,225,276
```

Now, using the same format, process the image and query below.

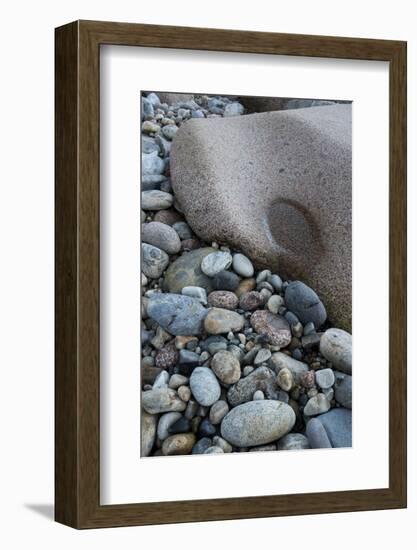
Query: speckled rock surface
171,105,352,330
221,400,296,447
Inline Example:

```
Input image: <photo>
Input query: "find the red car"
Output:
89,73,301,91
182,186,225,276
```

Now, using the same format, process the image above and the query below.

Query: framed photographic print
55,20,407,528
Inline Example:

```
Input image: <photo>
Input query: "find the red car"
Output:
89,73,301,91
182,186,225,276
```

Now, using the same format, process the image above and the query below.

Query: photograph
140,91,353,457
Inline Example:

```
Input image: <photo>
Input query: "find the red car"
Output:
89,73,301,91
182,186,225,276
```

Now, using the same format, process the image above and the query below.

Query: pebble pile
141,91,352,457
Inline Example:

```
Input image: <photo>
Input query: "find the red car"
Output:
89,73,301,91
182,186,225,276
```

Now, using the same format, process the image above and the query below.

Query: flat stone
254,348,272,365
211,350,241,384
162,433,196,455
250,310,292,347
285,281,327,328
207,290,238,310
221,400,295,447
306,418,332,448
204,308,244,335
315,368,335,390
142,221,181,254
201,251,233,276
269,352,309,384
232,253,254,277
164,247,216,293
334,371,352,408
157,411,183,441
142,190,174,210
190,367,221,406
304,393,331,416
142,388,186,414
181,286,207,305
277,433,310,451
141,243,169,279
171,105,352,330
147,293,208,336
227,366,278,406
318,408,352,448
141,411,157,456
320,328,352,374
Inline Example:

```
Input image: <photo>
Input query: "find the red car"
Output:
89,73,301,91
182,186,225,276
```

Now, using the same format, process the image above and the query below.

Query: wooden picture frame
55,20,407,528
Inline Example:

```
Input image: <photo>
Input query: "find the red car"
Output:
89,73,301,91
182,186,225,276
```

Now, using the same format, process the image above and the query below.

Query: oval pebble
232,253,254,277
320,328,352,375
190,367,221,406
142,190,174,210
221,400,296,447
142,221,181,254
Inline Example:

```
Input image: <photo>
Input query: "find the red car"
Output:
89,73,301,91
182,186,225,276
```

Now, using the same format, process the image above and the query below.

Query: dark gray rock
147,293,208,336
168,416,191,434
285,281,327,328
192,437,212,454
212,270,241,291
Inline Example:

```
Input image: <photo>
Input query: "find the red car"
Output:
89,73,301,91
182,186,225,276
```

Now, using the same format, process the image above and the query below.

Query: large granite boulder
171,105,352,330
